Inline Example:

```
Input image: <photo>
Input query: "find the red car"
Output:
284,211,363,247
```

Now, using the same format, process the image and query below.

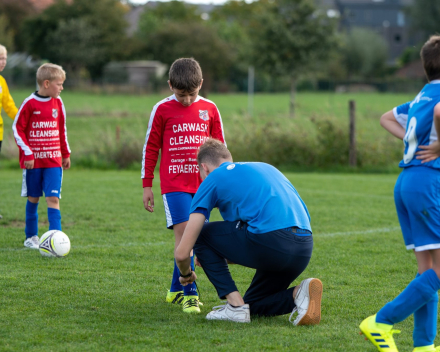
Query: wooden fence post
349,100,356,167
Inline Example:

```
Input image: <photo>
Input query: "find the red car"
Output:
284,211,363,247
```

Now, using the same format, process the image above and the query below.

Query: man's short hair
169,58,203,92
0,44,7,55
421,35,440,81
36,63,66,87
197,138,232,166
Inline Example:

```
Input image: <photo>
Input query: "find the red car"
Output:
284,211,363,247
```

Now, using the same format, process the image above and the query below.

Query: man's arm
416,102,440,163
380,110,406,140
175,213,206,285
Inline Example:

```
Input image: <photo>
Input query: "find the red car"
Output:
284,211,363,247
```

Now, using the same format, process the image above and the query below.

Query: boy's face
42,78,65,98
0,52,7,72
169,80,203,107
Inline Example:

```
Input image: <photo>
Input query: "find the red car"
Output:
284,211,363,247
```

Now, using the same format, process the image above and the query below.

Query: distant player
13,63,71,249
141,58,226,313
360,36,440,352
175,139,322,324
0,44,19,219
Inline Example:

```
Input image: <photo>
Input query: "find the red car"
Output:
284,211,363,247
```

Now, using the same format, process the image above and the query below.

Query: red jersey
141,94,226,194
12,92,71,169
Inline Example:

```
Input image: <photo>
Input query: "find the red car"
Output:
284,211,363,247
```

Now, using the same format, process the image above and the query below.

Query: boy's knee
46,196,59,207
28,196,39,204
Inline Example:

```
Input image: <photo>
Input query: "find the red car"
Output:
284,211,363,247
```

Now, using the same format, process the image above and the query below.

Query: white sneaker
206,303,251,323
24,235,40,249
290,278,323,326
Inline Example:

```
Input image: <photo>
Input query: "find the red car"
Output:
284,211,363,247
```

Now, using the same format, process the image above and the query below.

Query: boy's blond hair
421,35,440,82
197,138,232,166
0,44,7,55
36,63,66,87
169,58,203,92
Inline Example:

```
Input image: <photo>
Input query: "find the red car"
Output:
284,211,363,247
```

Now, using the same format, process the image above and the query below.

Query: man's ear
199,79,204,89
201,162,210,175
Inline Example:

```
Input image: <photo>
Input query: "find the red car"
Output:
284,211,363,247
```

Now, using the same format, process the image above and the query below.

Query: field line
316,226,400,238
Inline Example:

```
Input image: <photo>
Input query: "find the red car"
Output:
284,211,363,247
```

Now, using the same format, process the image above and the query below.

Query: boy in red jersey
13,63,71,249
141,58,226,313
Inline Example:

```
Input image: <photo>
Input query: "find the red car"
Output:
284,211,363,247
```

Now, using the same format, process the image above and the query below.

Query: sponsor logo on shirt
227,164,235,170
33,111,41,114
199,110,209,121
52,109,58,118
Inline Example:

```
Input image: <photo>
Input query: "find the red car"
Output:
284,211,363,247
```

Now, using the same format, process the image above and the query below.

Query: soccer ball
39,230,71,257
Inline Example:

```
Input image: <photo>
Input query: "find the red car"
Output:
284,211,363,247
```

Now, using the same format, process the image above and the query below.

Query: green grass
0,89,417,170
0,169,425,351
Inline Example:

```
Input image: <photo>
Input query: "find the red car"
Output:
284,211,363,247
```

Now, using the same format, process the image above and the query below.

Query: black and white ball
39,230,71,257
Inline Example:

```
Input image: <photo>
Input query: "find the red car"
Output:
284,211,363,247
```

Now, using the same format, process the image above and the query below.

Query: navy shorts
395,166,440,252
21,167,63,199
162,192,194,229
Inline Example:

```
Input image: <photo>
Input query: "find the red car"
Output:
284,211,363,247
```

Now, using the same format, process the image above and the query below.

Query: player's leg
23,169,42,249
411,251,437,351
43,167,63,231
162,192,199,311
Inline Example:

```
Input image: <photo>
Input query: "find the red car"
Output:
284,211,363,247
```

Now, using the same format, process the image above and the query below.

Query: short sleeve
190,177,218,215
393,101,411,129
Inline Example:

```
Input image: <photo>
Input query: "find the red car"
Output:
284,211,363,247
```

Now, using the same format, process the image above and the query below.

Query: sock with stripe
48,207,62,231
377,269,440,326
413,273,438,348
25,200,39,238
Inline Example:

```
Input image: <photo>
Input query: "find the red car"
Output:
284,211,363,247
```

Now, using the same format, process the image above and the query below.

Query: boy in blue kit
360,36,440,352
13,63,71,249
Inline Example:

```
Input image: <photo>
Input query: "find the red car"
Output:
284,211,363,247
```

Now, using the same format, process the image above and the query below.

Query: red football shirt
141,94,226,194
12,92,71,169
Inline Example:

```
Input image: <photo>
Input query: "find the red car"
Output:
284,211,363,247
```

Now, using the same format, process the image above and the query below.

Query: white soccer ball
39,230,71,257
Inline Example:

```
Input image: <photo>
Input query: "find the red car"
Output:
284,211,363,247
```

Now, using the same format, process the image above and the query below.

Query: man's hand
179,271,197,286
24,160,34,170
143,187,154,212
62,157,71,170
416,141,440,163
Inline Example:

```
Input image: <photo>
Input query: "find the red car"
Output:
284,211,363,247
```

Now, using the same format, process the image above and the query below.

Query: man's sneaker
24,235,40,249
290,278,323,326
166,290,184,305
359,315,400,352
413,345,440,352
206,303,250,323
182,295,201,314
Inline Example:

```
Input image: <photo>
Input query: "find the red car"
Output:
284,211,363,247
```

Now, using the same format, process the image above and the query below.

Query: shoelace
183,298,199,308
172,292,184,304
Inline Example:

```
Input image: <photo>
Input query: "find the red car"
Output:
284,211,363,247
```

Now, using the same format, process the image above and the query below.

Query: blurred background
1,0,439,171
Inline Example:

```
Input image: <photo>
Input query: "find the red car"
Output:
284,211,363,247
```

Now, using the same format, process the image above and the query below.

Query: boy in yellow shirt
0,44,19,219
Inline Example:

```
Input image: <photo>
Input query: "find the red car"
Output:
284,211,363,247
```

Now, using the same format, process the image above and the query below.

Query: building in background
317,0,420,64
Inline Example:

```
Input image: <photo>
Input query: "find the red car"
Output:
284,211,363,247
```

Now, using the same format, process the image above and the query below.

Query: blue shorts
21,167,63,199
395,166,440,251
162,192,194,229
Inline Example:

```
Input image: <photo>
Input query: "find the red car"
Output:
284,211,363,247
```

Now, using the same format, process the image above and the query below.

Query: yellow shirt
0,75,18,141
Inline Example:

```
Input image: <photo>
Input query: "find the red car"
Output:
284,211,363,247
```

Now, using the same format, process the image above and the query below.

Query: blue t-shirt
190,162,311,234
393,81,440,169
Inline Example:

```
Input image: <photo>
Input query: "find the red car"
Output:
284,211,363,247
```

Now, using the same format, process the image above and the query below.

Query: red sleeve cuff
62,153,71,159
24,154,34,161
142,178,153,188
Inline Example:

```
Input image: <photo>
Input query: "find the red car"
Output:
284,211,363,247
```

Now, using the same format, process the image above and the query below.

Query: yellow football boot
359,315,400,352
166,290,184,305
182,295,201,314
413,345,440,352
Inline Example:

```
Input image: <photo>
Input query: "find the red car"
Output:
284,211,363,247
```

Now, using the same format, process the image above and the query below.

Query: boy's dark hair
169,58,203,92
197,139,232,166
421,35,440,81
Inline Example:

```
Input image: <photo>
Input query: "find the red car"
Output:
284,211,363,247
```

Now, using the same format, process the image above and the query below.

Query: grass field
0,89,417,170
0,168,424,351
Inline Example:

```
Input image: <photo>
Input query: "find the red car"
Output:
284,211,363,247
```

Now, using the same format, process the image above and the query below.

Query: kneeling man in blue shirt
175,138,322,324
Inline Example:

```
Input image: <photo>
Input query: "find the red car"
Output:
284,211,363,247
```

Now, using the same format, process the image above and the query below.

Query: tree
407,0,440,38
136,1,235,94
341,28,389,79
0,14,15,51
23,0,128,80
251,0,336,116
